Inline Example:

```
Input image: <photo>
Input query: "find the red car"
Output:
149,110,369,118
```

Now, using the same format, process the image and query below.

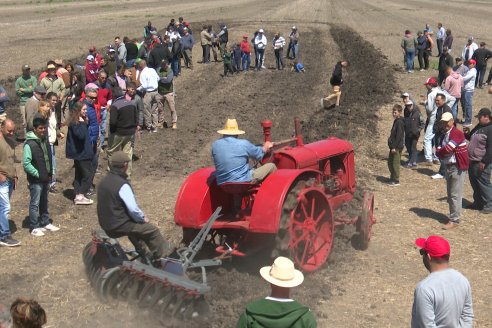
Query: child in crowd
223,46,234,77
387,104,405,186
291,60,305,73
240,34,251,71
232,43,242,73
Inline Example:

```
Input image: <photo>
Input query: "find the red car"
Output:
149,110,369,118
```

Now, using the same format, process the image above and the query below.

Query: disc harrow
82,208,223,323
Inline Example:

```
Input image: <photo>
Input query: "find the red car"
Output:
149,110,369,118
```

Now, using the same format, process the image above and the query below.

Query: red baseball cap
415,236,450,258
468,59,477,66
423,77,438,86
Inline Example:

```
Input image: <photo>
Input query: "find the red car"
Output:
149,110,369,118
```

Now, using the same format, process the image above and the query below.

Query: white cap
86,55,95,61
258,28,264,33
292,26,297,29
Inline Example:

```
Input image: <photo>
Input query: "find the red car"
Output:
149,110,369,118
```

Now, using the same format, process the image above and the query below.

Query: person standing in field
412,235,473,327
15,64,37,131
387,105,405,186
401,30,417,73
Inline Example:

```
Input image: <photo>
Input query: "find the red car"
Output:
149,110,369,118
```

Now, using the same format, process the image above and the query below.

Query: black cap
476,108,492,118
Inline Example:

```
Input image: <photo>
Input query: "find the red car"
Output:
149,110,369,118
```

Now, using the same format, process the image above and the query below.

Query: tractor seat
219,182,260,194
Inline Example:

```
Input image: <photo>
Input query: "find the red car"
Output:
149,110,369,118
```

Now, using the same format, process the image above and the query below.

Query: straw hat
259,257,304,288
217,119,245,135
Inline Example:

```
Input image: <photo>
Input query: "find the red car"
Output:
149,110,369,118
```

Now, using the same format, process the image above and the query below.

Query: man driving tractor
212,119,276,185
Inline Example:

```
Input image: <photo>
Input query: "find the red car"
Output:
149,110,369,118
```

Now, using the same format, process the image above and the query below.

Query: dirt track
1,0,492,327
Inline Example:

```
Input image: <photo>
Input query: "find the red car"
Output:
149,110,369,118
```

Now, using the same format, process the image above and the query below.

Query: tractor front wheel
357,192,375,250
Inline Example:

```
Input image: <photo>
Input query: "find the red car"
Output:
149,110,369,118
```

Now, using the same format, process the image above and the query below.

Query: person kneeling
97,151,172,261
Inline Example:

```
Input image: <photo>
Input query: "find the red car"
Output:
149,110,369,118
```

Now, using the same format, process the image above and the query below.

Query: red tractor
174,118,375,272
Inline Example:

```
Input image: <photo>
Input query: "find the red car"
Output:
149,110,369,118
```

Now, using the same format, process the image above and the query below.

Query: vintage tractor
175,118,375,272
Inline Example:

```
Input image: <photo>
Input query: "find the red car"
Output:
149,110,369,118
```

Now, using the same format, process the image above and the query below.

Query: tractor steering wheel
253,143,275,168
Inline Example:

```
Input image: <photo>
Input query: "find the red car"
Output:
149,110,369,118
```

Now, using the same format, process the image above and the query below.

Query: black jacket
472,48,492,67
25,138,52,184
433,105,452,134
438,53,454,72
388,117,405,150
465,122,492,164
97,171,132,231
330,62,343,86
125,43,139,61
404,107,423,138
148,44,172,69
66,122,94,161
109,97,138,136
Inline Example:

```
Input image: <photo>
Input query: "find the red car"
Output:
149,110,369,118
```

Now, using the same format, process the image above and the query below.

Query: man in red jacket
436,112,469,229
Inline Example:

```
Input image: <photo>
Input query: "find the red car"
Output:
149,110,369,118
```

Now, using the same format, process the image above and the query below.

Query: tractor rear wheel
276,178,335,272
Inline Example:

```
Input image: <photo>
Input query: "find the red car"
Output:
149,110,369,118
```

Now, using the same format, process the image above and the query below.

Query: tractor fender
174,167,230,228
248,169,321,233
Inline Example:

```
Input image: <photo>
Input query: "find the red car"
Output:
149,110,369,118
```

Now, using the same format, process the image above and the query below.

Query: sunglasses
87,96,97,100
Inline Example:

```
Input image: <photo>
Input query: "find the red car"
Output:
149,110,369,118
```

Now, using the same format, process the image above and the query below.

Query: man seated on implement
212,119,276,185
97,151,172,261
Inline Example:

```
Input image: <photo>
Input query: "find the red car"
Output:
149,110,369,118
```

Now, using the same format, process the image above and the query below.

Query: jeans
437,39,443,56
461,90,474,125
451,98,460,120
99,108,107,147
274,48,284,69
50,144,56,188
404,136,418,164
387,149,402,181
476,65,487,87
29,183,50,229
0,180,14,239
423,119,438,162
445,165,465,223
468,162,492,211
171,57,180,76
242,53,251,71
287,42,298,59
256,49,265,69
405,48,415,71
417,50,430,70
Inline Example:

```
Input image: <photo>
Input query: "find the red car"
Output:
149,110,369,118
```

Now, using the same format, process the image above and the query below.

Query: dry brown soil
1,0,492,327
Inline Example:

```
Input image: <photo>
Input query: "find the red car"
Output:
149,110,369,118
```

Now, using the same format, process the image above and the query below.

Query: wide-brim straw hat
259,257,304,288
217,119,245,135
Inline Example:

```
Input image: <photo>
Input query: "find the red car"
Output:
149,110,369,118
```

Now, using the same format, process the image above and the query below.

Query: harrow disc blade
137,281,165,309
99,267,121,298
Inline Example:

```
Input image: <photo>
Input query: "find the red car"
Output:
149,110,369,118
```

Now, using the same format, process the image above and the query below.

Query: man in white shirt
462,36,478,62
137,59,160,132
436,23,446,57
254,29,267,70
462,59,477,127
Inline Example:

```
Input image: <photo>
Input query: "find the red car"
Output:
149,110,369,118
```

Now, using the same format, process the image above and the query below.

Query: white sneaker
74,197,94,205
431,173,444,179
31,228,45,237
44,224,60,231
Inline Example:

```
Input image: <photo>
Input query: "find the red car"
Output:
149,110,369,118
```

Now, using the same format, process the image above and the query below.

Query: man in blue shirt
97,151,172,260
212,119,275,185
